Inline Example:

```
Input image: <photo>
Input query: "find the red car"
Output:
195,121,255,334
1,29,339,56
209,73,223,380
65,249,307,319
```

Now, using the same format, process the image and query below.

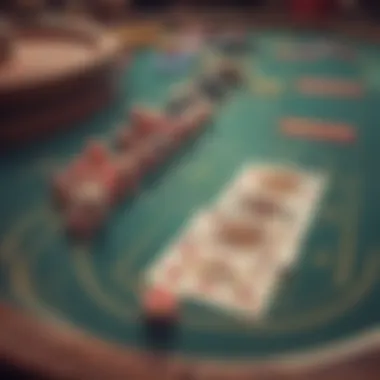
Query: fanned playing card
145,163,328,320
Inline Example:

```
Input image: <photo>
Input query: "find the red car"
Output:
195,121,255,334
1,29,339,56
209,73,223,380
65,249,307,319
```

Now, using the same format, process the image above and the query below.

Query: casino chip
218,64,244,88
142,286,179,346
142,286,178,321
165,92,197,117
197,74,228,102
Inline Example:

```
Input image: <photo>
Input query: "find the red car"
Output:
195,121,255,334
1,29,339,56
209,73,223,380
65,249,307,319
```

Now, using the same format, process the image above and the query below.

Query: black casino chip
165,92,196,117
197,74,228,102
218,65,243,88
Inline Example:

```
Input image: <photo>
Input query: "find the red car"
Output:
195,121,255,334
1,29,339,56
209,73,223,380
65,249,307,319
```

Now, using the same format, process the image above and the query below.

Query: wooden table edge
0,305,380,380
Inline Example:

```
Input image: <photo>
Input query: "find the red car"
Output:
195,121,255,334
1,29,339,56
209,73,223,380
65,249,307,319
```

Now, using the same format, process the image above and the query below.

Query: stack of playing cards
146,163,327,320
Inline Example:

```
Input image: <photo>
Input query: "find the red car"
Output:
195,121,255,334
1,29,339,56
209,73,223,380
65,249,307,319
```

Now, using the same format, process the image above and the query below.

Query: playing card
145,163,328,320
146,211,214,292
179,211,282,319
217,164,328,267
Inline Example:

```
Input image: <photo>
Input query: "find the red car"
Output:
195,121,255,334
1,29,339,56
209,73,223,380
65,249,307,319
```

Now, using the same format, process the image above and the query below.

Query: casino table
1,23,380,380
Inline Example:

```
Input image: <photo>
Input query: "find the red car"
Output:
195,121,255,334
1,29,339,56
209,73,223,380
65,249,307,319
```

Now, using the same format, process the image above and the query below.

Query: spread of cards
146,163,328,321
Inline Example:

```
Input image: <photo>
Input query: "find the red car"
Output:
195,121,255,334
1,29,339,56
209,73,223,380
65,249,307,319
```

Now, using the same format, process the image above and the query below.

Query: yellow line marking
72,247,138,319
0,206,48,263
185,251,380,333
3,175,378,335
111,220,162,289
75,203,182,319
9,208,380,334
8,211,69,323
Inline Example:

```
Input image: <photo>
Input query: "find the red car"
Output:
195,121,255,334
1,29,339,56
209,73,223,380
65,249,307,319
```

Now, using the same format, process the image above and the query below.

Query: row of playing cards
145,163,328,320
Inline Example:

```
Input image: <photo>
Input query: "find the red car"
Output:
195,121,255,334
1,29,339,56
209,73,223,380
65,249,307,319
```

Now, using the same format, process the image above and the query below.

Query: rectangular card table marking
297,77,364,98
281,117,356,144
145,164,327,320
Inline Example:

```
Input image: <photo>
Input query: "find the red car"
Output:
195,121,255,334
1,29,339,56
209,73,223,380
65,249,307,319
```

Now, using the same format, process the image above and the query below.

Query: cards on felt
146,163,328,320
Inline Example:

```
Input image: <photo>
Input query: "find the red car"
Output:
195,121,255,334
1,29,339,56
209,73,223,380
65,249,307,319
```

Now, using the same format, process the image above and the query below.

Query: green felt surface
0,31,380,360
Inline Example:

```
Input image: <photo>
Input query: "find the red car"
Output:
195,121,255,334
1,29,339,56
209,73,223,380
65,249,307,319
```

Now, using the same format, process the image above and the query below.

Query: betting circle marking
1,166,374,337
